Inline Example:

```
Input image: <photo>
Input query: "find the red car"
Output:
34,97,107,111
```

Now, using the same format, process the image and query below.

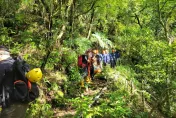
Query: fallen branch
89,86,107,108
78,86,107,118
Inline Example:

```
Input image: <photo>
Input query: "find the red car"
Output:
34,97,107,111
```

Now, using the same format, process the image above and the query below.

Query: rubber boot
85,76,91,83
80,79,84,88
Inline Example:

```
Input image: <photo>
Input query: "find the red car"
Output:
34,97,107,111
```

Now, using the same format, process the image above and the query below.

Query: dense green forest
1,0,176,117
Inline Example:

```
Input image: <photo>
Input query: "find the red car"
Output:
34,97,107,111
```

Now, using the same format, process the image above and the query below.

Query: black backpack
12,57,39,103
0,57,39,108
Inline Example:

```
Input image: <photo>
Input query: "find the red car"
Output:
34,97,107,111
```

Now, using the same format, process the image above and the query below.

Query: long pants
0,103,28,118
110,60,116,68
90,65,94,80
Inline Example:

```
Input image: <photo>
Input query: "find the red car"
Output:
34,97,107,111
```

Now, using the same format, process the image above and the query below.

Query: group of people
78,48,120,86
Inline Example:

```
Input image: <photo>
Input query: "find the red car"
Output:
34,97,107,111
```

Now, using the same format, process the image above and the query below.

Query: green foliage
63,37,92,55
71,96,101,118
71,89,131,118
67,66,82,82
91,32,113,49
26,101,54,118
99,90,131,117
117,28,176,117
134,112,148,118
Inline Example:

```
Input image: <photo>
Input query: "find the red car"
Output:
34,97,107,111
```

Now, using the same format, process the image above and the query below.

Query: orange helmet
93,49,97,54
102,50,106,54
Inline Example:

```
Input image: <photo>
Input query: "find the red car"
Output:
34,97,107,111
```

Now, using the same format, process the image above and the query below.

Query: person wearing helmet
92,49,102,74
86,50,94,82
0,46,28,118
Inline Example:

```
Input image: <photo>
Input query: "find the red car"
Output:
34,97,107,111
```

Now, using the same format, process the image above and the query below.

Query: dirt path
53,78,107,118
52,69,166,118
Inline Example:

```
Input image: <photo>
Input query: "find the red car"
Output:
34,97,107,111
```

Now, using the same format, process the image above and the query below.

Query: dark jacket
0,57,15,105
0,57,29,118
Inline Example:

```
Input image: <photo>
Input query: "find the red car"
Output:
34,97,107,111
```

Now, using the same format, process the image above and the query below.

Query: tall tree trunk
166,63,171,117
68,0,75,37
141,79,145,112
58,0,62,19
41,49,51,71
41,0,74,70
87,9,95,39
41,12,53,70
163,22,169,42
157,0,169,42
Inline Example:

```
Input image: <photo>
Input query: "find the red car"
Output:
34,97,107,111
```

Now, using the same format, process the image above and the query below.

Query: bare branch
160,0,168,11
74,0,98,19
135,13,142,29
40,0,50,13
139,4,148,13
166,4,176,19
157,0,164,28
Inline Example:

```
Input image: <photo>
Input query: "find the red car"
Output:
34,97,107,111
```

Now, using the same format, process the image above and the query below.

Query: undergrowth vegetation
26,64,152,118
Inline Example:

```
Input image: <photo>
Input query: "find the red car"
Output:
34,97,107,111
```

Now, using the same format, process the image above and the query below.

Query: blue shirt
102,54,110,63
110,53,116,61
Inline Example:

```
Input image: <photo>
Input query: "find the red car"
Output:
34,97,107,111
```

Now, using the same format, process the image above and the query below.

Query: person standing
95,49,103,69
86,50,94,82
102,50,108,66
0,46,28,118
115,49,121,65
92,49,102,74
110,49,117,68
105,50,110,65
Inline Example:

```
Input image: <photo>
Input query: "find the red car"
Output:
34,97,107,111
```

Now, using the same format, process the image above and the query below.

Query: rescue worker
86,50,94,82
92,49,102,74
0,46,42,118
0,46,28,118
